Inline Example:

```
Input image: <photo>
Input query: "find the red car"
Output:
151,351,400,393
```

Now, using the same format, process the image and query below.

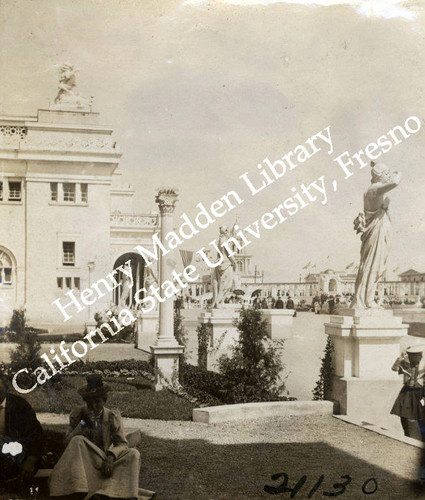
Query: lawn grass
27,416,423,500
18,375,194,421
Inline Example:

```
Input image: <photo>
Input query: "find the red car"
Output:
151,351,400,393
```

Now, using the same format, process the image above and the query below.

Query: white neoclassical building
0,98,159,331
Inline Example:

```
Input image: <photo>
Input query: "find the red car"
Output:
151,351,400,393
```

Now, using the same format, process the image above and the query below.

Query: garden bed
16,373,194,421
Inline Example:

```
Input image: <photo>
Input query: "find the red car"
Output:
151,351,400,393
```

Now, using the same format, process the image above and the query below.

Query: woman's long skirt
49,435,140,500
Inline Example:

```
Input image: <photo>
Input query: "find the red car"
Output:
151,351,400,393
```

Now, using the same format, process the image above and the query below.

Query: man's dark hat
78,374,111,398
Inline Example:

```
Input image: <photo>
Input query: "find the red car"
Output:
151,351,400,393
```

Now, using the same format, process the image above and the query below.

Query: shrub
174,308,188,360
312,335,334,400
179,362,227,406
66,359,154,375
8,309,41,373
197,321,211,370
217,307,287,404
7,309,42,390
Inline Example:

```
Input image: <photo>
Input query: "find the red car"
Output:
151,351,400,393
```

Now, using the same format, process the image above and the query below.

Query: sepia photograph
1,0,425,498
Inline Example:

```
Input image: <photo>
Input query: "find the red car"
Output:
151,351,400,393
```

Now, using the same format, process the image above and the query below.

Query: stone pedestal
135,312,159,352
261,309,295,339
150,343,184,391
199,308,240,347
198,308,240,371
325,309,408,428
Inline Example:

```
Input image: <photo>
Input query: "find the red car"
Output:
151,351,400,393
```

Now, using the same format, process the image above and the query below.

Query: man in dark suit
286,296,295,309
275,297,284,309
0,375,43,487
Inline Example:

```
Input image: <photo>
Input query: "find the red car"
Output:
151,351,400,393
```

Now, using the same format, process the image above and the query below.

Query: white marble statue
53,63,90,110
350,162,402,309
118,262,134,309
211,225,237,308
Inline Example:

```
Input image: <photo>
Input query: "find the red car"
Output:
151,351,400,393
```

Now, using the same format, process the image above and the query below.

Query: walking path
40,413,423,499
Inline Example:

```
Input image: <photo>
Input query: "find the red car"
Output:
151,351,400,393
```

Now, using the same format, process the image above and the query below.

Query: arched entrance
0,247,14,286
112,252,145,308
328,278,337,293
0,246,17,325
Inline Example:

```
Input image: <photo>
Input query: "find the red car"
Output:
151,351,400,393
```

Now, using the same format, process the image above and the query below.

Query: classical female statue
211,225,237,308
350,162,402,309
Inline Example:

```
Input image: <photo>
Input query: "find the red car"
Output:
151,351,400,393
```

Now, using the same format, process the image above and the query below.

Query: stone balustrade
110,213,159,228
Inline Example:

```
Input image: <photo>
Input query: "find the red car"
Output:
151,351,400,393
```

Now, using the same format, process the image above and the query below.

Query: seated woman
49,374,140,500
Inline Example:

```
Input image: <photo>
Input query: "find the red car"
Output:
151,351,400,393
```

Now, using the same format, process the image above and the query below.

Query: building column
150,188,184,391
76,182,82,203
58,182,64,202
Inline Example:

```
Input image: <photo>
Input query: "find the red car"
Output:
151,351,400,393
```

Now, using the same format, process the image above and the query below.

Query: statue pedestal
261,309,295,339
198,308,240,371
325,309,408,430
135,312,159,352
150,341,184,391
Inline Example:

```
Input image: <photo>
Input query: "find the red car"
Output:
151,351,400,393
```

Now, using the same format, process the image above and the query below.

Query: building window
8,181,21,201
3,267,12,284
57,277,63,289
74,277,80,289
0,249,13,286
62,242,75,266
81,184,88,203
0,182,3,201
63,183,75,202
65,277,72,288
50,183,58,202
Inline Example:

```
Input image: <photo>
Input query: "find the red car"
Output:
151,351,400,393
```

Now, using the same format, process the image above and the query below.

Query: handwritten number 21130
264,473,378,497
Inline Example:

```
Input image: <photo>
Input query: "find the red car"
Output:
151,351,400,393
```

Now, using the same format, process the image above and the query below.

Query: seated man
0,373,43,489
49,374,140,500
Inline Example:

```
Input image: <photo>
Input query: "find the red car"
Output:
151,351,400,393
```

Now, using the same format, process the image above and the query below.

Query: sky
1,0,425,281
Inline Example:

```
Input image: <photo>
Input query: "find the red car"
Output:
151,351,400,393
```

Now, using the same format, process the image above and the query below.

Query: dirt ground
134,414,422,499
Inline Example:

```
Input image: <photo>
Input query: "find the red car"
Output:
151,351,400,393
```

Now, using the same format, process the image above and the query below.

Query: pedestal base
326,309,408,429
135,312,159,351
150,342,184,391
330,377,403,433
198,308,240,372
261,309,295,339
325,309,408,379
198,308,240,347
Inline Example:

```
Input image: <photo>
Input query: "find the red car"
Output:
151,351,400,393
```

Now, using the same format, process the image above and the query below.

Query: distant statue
350,162,402,309
211,225,237,308
144,266,158,295
53,63,90,110
118,262,134,309
54,63,78,103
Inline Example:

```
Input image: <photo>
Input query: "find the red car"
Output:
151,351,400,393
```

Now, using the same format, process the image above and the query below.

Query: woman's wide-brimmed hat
78,374,111,399
406,345,425,354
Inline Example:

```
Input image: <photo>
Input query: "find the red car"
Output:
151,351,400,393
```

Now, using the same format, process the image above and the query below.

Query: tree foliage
174,308,188,361
312,335,334,400
9,309,42,373
197,321,211,370
217,307,287,403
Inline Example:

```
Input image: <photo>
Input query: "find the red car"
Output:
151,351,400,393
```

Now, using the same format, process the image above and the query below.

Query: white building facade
0,104,158,331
